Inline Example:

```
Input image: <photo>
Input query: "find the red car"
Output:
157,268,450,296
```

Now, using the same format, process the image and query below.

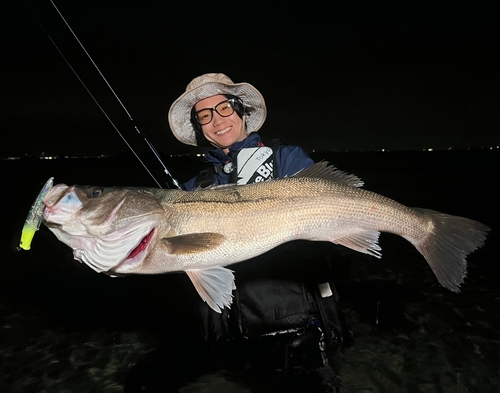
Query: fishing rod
25,0,181,190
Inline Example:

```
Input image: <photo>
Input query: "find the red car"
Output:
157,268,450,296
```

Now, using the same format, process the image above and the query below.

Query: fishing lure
19,177,54,251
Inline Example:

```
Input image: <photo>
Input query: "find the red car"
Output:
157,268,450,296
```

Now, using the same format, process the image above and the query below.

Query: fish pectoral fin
335,230,382,258
185,267,236,313
160,233,225,255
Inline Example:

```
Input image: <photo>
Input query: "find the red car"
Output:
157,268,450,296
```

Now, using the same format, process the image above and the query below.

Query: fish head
43,183,165,274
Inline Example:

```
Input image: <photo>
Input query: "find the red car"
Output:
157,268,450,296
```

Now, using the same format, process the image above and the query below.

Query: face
194,94,247,152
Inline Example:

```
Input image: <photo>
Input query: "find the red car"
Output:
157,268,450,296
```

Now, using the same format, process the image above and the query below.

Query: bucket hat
168,73,267,146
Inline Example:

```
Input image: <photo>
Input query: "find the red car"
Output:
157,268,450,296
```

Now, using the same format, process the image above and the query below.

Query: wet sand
1,149,498,392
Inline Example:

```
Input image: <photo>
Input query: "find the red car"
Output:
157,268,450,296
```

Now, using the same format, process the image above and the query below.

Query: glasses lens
195,100,235,126
196,109,213,125
215,100,234,117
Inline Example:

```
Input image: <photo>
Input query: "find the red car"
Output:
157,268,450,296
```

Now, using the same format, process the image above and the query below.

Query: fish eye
90,188,103,198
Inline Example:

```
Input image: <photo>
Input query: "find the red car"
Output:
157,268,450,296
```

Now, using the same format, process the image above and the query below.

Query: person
167,73,350,391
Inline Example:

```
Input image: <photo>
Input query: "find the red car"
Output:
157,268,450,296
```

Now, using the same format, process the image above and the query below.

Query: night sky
2,0,499,157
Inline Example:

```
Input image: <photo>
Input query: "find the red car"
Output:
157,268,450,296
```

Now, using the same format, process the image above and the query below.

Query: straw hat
168,73,267,146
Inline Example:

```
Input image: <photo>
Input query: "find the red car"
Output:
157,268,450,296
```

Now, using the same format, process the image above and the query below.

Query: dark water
1,149,499,392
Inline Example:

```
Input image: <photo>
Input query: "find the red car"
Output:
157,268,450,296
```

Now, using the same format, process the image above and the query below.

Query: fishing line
25,0,181,189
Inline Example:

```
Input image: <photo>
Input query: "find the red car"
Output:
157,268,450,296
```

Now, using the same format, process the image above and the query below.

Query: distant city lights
1,146,499,161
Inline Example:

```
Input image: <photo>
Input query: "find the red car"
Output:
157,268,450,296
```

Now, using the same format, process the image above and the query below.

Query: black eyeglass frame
193,98,238,126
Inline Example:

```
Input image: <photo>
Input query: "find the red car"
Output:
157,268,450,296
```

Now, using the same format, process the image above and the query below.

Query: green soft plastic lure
19,177,54,251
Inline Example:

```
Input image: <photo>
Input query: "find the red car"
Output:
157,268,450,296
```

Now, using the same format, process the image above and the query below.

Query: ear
242,115,250,133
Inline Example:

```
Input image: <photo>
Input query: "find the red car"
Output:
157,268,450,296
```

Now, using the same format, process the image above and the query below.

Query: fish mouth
43,184,82,224
110,226,157,274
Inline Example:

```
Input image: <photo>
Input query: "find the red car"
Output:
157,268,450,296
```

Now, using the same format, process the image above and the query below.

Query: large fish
42,163,490,312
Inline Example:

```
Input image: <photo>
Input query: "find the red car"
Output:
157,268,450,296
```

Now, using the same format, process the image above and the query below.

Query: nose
212,111,226,126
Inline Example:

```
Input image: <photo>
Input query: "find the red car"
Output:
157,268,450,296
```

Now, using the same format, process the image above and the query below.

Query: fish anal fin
160,233,225,255
335,230,382,258
186,267,235,313
293,161,364,187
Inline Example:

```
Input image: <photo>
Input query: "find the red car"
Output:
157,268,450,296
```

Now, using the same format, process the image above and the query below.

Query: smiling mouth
215,126,231,136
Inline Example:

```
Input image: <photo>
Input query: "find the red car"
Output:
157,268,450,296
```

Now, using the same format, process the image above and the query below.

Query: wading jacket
182,132,348,345
182,132,314,190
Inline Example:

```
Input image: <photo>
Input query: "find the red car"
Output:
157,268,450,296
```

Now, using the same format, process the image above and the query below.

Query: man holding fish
40,73,488,392
168,73,346,385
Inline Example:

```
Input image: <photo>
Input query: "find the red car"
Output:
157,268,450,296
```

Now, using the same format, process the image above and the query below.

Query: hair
190,94,254,147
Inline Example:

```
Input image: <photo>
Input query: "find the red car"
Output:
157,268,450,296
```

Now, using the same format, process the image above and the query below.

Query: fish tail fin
408,208,490,292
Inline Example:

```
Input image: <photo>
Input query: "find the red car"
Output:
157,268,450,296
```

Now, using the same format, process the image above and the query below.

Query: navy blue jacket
182,133,314,190
181,133,347,343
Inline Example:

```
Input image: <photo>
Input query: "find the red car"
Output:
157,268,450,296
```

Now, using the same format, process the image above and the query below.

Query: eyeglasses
194,99,236,126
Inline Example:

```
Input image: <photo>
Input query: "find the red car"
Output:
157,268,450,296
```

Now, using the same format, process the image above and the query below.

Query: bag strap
312,281,352,347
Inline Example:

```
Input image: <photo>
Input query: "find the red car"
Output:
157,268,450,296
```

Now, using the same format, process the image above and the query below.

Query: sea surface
1,149,499,392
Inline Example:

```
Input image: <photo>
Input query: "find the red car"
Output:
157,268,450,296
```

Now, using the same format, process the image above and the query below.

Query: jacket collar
204,133,263,165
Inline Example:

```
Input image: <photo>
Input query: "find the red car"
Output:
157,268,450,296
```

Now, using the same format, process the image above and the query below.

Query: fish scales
160,177,430,247
41,162,490,312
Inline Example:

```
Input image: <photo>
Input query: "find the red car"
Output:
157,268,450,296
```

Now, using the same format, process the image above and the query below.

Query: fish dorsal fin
186,267,236,313
293,161,364,187
161,233,225,255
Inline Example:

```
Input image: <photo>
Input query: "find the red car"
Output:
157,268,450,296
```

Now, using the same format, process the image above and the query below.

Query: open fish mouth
41,183,164,274
43,184,82,225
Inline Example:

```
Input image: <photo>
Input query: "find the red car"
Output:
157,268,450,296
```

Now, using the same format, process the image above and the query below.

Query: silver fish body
42,163,490,312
